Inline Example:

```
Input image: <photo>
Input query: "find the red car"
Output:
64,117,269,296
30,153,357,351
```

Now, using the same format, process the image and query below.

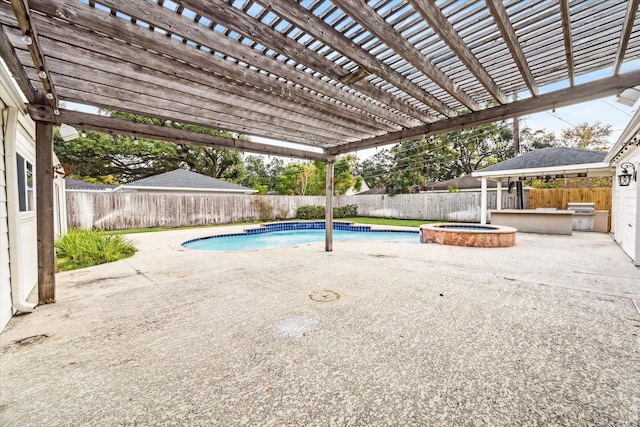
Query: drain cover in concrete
309,290,340,302
273,317,320,339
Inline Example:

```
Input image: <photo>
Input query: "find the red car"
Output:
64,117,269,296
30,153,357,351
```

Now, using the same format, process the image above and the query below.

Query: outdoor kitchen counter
489,209,573,235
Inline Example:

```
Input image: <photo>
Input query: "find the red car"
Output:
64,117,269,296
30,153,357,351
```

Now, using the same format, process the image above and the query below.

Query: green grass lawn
103,217,437,235
339,217,437,227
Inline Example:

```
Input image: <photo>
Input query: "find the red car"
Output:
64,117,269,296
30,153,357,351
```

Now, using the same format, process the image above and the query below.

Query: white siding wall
613,148,640,264
0,63,63,331
0,99,11,330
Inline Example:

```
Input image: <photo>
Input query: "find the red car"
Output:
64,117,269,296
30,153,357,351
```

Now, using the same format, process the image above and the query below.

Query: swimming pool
183,221,419,251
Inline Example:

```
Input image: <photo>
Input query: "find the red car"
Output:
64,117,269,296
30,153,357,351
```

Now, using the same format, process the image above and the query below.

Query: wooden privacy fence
529,188,612,213
66,189,527,230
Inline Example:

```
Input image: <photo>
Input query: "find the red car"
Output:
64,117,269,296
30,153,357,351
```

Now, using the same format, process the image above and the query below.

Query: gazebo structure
0,0,639,304
472,147,612,224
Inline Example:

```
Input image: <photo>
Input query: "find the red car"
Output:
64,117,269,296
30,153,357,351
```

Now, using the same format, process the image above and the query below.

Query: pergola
0,0,639,304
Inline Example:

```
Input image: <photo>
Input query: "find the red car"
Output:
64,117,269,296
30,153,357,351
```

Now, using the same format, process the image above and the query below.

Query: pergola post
480,176,488,225
325,159,334,252
496,181,502,211
36,120,56,304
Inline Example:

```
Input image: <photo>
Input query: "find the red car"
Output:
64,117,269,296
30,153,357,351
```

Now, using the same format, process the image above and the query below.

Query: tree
54,110,247,183
519,128,557,153
559,121,612,151
356,149,393,189
240,155,269,190
273,157,356,195
446,122,513,176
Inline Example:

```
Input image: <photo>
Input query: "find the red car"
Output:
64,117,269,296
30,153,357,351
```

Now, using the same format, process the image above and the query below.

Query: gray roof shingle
123,169,254,192
479,147,606,172
65,177,115,191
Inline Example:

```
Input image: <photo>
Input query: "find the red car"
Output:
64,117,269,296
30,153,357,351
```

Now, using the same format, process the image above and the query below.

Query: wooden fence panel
529,188,612,213
66,189,527,230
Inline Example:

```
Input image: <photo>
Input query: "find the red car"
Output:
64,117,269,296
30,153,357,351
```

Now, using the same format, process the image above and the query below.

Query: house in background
422,175,499,192
113,169,257,195
1,64,67,331
65,177,115,192
606,109,640,266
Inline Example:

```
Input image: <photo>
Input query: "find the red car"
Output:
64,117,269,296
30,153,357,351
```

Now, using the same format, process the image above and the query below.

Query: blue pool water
183,222,418,251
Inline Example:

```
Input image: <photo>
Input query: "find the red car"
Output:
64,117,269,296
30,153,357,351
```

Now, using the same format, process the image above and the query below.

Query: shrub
334,204,358,218
296,205,325,219
296,204,358,219
253,197,274,220
55,229,137,272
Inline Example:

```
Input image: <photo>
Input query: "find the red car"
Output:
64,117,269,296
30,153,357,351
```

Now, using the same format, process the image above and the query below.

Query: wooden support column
496,181,502,212
325,160,334,252
480,177,488,225
35,120,56,304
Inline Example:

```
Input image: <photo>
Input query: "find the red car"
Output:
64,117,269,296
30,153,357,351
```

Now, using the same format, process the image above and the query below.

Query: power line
546,111,575,127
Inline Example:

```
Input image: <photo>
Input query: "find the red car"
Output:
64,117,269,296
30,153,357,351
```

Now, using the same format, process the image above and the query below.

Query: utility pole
513,94,524,209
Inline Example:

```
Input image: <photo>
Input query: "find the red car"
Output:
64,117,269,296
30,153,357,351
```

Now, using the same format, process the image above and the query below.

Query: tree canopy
55,110,246,183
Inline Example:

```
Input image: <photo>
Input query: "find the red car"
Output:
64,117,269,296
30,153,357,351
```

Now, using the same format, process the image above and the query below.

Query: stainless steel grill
567,203,596,231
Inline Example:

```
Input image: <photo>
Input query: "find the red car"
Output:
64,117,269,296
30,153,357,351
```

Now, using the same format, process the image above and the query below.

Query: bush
296,205,325,219
55,229,137,271
296,204,358,219
335,204,358,218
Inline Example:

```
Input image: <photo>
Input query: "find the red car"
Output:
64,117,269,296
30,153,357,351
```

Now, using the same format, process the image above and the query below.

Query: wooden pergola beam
485,0,538,96
10,20,393,135
53,86,336,148
330,0,480,113
28,106,332,162
14,38,376,139
559,0,575,86
0,24,37,103
21,0,411,129
9,0,57,110
613,0,640,75
327,70,640,155
408,0,508,104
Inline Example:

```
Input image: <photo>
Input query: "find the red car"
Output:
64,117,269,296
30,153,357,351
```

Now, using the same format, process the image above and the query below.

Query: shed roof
65,177,115,191
1,1,640,160
120,169,256,193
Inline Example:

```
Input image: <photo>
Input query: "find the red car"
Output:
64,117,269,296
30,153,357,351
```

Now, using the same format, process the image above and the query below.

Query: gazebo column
36,121,56,304
635,179,640,266
496,181,502,211
325,159,334,251
480,176,488,224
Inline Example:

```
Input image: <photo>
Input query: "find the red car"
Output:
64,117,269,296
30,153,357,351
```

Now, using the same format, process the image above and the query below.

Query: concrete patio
1,227,639,426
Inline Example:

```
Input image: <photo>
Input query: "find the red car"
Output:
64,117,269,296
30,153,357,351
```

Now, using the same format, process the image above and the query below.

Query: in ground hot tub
420,223,517,247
